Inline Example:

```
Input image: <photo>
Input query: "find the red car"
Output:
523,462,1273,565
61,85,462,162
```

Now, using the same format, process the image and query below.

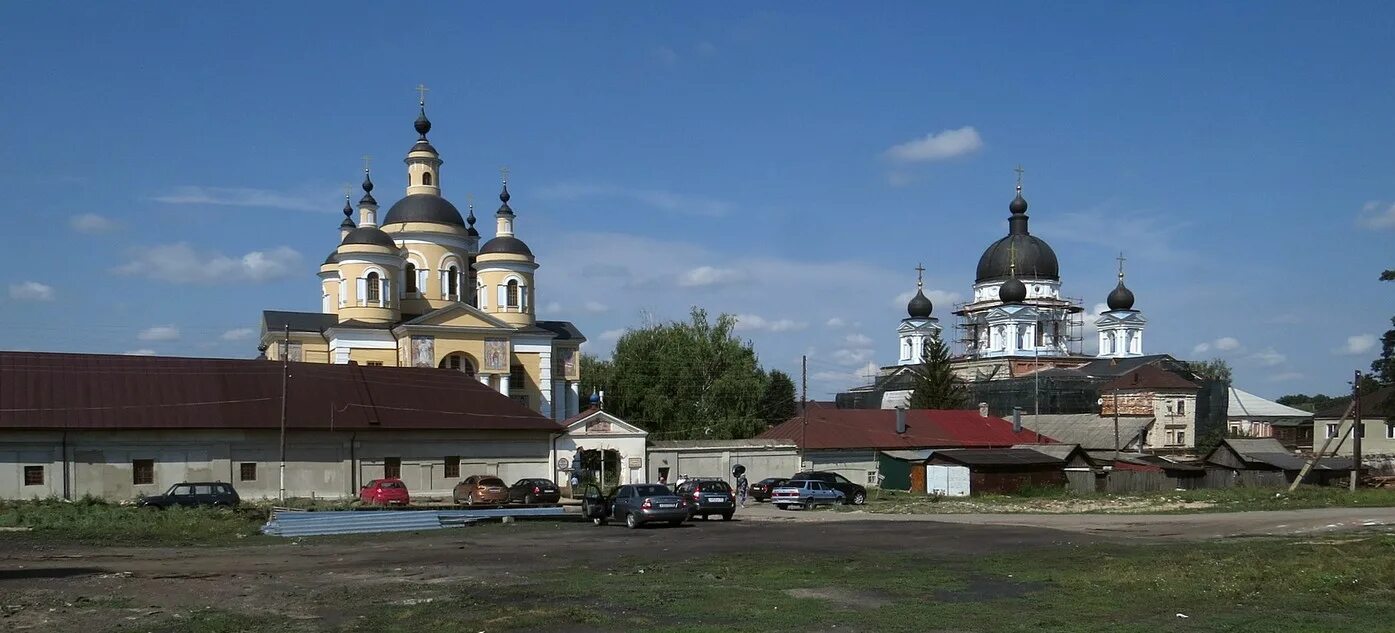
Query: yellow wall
348,347,399,366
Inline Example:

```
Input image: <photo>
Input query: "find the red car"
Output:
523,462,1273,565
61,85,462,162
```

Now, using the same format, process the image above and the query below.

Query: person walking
736,473,750,508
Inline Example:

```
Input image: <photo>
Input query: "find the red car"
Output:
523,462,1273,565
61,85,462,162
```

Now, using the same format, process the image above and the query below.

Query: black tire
721,512,733,521
804,498,815,511
852,491,867,505
593,516,607,526
625,512,640,529
775,504,788,510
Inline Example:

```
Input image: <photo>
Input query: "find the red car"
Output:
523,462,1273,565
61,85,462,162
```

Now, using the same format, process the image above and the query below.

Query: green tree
1186,358,1233,385
1374,269,1395,384
907,335,967,409
600,308,768,440
759,369,799,427
578,353,614,408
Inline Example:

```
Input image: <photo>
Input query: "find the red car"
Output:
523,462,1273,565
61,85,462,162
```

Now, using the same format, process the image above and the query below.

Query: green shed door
877,453,912,491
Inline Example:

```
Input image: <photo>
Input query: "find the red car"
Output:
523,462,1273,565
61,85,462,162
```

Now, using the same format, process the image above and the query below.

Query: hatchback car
771,479,844,510
137,482,240,508
674,479,735,520
453,475,510,505
359,478,410,506
507,478,561,504
581,483,688,529
749,477,788,502
791,470,867,505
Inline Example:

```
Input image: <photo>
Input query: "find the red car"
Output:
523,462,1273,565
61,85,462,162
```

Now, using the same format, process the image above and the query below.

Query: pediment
564,410,648,437
402,304,514,330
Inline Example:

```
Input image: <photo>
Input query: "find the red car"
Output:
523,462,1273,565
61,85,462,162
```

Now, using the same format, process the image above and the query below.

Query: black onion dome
497,183,513,215
1009,191,1028,215
382,194,466,226
414,106,431,137
465,205,479,237
339,217,356,230
975,188,1059,283
906,289,933,318
341,226,399,249
999,277,1027,303
1107,280,1136,311
360,170,377,205
480,235,534,257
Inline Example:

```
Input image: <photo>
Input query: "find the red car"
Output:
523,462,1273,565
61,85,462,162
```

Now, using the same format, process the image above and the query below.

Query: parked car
673,479,735,520
507,478,561,504
581,483,688,529
358,478,410,506
137,482,240,508
749,477,788,502
791,471,867,505
453,475,510,505
770,479,844,510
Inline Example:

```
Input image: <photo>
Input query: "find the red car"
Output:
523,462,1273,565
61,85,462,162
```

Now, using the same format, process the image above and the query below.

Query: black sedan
749,477,788,502
137,482,240,508
581,483,688,529
507,478,561,504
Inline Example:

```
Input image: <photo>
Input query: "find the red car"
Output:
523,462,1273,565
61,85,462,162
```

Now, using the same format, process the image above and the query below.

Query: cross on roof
1014,164,1025,189
361,155,372,172
1117,252,1127,279
416,83,429,105
500,166,510,184
915,262,925,287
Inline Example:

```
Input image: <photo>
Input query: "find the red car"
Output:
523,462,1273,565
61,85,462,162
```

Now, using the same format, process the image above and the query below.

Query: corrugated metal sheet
928,448,1064,466
758,409,1048,450
261,507,565,537
880,449,934,461
1021,414,1152,451
0,351,559,432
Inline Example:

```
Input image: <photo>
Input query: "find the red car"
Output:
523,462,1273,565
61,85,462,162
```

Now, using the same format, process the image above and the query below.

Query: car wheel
775,504,788,510
721,512,733,521
465,493,474,506
804,498,815,511
593,516,607,526
852,491,867,505
625,512,640,529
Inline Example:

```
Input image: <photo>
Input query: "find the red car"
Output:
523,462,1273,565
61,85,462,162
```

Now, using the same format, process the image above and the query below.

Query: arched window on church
506,279,520,309
405,263,418,294
439,353,475,377
365,272,381,304
422,172,433,186
447,266,459,298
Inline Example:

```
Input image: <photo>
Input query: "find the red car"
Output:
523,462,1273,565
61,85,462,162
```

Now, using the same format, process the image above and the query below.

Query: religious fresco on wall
483,339,509,373
561,348,577,380
410,335,435,368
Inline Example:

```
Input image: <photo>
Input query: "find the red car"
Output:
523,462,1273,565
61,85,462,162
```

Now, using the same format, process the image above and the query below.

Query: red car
359,478,410,506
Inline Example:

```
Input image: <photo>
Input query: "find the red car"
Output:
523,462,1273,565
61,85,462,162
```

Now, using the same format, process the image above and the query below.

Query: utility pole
279,324,289,502
1351,370,1363,492
1033,342,1041,442
1112,388,1121,457
800,355,807,470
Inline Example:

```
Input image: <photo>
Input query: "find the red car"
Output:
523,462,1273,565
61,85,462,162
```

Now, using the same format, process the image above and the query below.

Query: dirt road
2,507,1391,631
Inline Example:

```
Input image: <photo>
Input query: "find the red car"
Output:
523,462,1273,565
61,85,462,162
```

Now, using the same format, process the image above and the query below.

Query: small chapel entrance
576,448,622,490
439,353,476,377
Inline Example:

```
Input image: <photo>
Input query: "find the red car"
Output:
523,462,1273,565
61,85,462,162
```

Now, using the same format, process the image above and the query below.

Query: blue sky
1,2,1392,400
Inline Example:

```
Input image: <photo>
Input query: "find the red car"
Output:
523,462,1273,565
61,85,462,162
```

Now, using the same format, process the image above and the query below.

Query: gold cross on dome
1117,252,1127,279
1014,164,1025,189
416,83,430,105
915,262,925,287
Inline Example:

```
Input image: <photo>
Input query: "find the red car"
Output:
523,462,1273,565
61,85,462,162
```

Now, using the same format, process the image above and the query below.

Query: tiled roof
0,351,558,432
757,409,1049,450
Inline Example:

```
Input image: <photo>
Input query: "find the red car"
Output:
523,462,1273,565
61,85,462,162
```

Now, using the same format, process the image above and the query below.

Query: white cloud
115,243,302,284
884,126,983,163
1215,337,1241,351
1247,348,1286,367
221,328,256,341
1267,371,1304,382
812,361,880,386
152,186,326,212
1336,334,1377,356
582,300,609,314
845,333,874,346
831,347,876,366
734,314,808,333
1192,343,1210,355
69,213,118,233
540,301,563,315
138,325,180,342
1036,206,1191,263
538,183,732,217
695,41,718,56
825,317,847,328
600,328,625,342
678,266,745,288
8,281,54,301
653,46,679,67
122,349,156,356
1358,201,1395,230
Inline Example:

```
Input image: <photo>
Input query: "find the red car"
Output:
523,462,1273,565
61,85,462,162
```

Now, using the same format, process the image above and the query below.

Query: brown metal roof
1100,365,1199,392
758,409,1050,450
0,351,558,432
928,448,1065,467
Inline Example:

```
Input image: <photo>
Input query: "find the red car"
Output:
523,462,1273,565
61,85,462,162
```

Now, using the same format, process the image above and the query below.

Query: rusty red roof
0,351,559,432
757,408,1052,450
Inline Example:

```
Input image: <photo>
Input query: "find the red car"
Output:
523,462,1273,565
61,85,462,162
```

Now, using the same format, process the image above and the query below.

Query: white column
538,351,553,420
498,374,511,397
553,380,567,421
567,381,580,416
478,373,491,388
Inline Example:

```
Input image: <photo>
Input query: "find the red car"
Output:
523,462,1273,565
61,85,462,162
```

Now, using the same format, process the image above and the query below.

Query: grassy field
131,533,1395,633
0,497,270,545
846,486,1395,515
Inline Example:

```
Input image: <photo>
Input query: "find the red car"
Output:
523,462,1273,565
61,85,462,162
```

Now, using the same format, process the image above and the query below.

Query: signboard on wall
627,457,642,469
410,335,435,368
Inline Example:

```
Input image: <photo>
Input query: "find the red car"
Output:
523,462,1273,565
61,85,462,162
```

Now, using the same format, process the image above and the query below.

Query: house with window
756,407,1046,488
259,97,585,422
1226,386,1313,449
1312,384,1395,456
0,351,560,501
1098,365,1200,450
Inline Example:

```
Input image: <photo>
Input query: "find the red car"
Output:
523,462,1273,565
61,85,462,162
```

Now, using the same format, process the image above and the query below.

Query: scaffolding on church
950,296,1087,358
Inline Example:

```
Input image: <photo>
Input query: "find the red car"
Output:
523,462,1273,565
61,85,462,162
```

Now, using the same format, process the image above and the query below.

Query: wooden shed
926,449,1066,495
1203,438,1351,487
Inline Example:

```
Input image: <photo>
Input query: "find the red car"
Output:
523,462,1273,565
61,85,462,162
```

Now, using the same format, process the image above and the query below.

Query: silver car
770,479,845,510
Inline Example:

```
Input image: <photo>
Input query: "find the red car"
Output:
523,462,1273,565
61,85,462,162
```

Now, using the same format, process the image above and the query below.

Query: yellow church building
260,96,585,422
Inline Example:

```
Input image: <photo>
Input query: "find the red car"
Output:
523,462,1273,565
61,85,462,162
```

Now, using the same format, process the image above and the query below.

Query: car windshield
380,481,405,489
700,481,732,492
633,484,672,496
759,478,783,484
480,478,505,486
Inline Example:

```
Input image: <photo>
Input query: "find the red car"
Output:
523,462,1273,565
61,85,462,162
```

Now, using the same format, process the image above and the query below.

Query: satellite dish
732,464,746,477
